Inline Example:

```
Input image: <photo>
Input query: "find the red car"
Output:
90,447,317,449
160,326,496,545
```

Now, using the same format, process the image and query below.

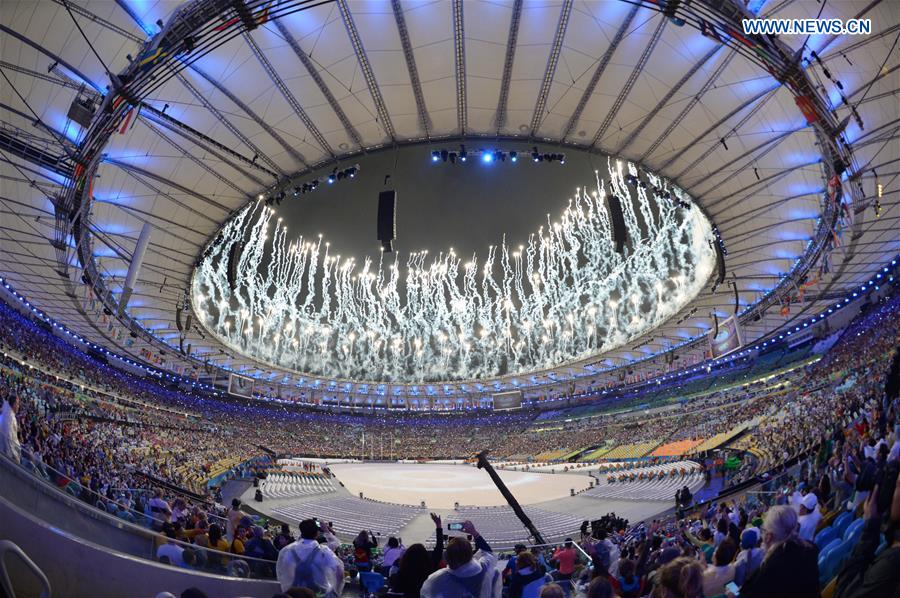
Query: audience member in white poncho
421,521,501,598
276,518,344,596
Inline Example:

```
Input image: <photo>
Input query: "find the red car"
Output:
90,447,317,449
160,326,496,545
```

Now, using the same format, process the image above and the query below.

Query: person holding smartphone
353,529,378,572
420,520,500,598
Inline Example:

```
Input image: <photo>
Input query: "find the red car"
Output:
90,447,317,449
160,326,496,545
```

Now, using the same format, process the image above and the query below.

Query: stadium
0,0,898,597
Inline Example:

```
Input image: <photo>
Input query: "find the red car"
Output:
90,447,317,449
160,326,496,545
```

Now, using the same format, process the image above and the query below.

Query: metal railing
4,452,280,580
0,540,51,598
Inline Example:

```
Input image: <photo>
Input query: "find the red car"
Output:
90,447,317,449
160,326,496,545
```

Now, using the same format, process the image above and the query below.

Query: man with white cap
797,493,822,542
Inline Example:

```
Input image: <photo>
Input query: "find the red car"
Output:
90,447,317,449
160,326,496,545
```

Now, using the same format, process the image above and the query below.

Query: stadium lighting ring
191,158,716,384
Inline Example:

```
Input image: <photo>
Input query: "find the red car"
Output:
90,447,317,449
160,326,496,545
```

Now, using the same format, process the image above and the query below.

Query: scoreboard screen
493,390,523,411
708,316,744,358
228,373,255,398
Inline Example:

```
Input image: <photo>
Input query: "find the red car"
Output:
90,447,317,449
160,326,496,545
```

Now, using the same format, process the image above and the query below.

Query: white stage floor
329,462,591,509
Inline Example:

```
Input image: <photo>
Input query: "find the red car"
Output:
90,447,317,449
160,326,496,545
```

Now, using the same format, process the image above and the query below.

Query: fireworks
192,159,715,384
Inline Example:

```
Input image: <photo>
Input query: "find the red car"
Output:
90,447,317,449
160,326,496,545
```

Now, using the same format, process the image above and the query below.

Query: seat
819,537,853,586
522,576,550,598
831,512,852,538
815,526,838,550
843,518,864,544
817,538,841,583
360,571,386,596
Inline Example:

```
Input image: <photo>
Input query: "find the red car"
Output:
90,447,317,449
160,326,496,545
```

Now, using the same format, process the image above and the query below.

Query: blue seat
817,538,841,583
843,518,864,544
875,536,887,556
827,538,856,583
819,538,841,560
832,512,852,537
815,526,838,549
360,571,385,595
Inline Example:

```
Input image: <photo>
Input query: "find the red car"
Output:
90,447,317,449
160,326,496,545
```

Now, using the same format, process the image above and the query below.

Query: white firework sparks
192,159,715,383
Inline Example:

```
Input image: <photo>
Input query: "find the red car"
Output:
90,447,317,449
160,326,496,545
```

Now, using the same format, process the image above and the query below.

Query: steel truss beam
562,3,639,142
140,117,251,198
619,45,721,155
452,0,467,136
591,15,667,150
671,87,781,180
243,31,333,159
494,0,522,133
529,0,572,136
140,105,273,183
390,0,432,137
336,0,396,141
187,65,304,172
272,19,364,148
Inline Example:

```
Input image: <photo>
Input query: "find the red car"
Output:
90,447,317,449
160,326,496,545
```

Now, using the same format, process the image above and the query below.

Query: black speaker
377,190,397,252
714,243,726,287
607,195,627,254
226,242,241,290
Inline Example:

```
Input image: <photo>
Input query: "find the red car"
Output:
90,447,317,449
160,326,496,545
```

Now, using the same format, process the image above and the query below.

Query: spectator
227,499,246,540
740,505,819,598
508,551,550,598
156,523,186,567
274,523,296,551
0,392,19,462
244,526,278,576
551,538,578,581
652,556,704,598
389,513,444,597
587,576,615,598
538,583,565,598
205,524,231,571
420,521,500,598
381,536,406,575
615,558,642,598
276,519,344,596
353,529,378,572
703,537,737,597
835,475,900,598
796,494,821,542
503,544,527,583
148,489,172,530
733,528,764,586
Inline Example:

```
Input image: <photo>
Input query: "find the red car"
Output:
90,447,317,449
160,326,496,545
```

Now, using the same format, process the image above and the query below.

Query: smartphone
725,581,740,596
447,523,464,531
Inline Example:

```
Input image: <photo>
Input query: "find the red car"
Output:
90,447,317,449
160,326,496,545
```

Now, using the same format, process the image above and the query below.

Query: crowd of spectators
1,284,899,596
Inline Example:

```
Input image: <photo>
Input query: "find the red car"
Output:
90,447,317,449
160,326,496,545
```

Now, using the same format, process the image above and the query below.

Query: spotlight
496,150,504,162
510,151,518,162
337,170,346,181
532,147,540,162
441,149,449,162
432,151,440,162
460,145,467,162
543,153,550,162
311,179,319,189
559,153,565,164
482,151,493,163
292,186,301,197
328,169,337,184
449,152,457,164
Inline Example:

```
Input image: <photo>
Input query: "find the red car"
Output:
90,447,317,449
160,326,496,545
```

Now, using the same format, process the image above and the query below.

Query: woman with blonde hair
652,556,704,598
740,505,819,597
